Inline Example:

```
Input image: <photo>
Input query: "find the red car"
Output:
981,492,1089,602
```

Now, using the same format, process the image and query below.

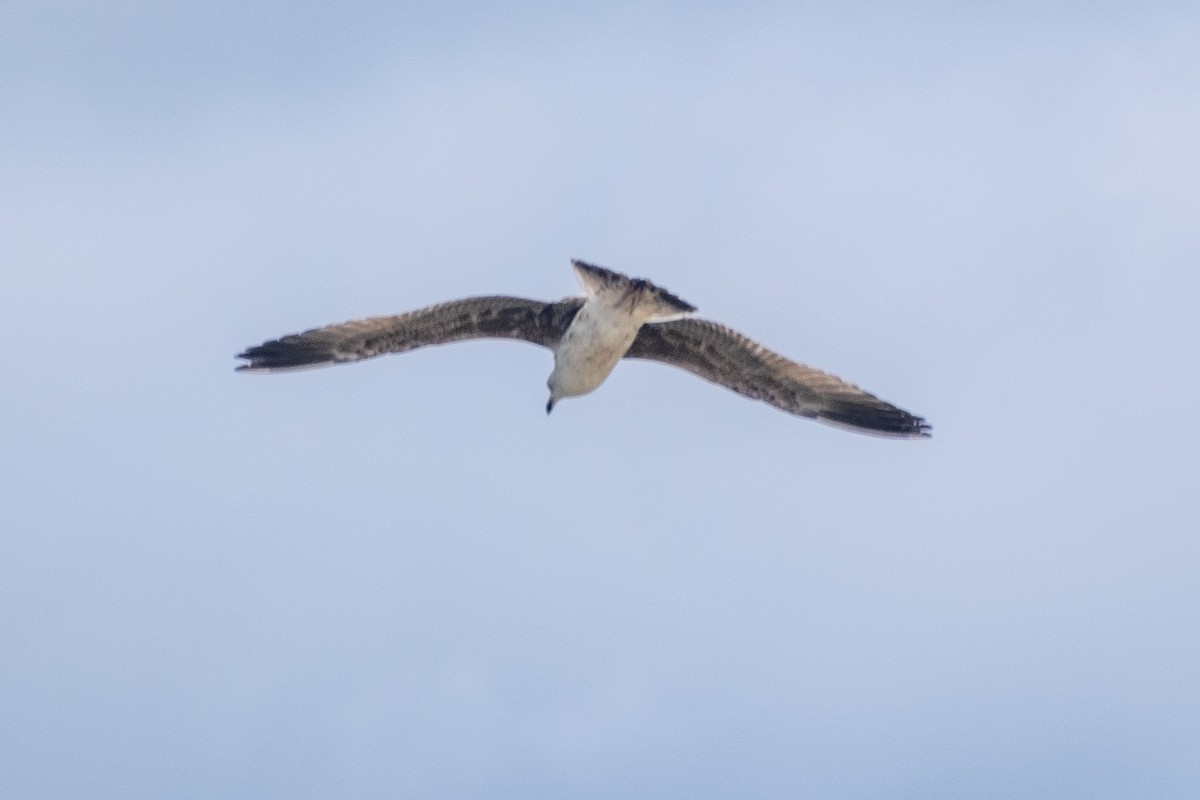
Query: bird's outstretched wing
625,318,930,438
236,296,583,372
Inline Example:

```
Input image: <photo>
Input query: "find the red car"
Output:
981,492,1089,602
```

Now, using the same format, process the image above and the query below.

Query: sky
3,2,1199,798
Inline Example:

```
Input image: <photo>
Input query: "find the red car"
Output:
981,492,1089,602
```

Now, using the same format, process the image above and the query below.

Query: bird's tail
571,259,696,321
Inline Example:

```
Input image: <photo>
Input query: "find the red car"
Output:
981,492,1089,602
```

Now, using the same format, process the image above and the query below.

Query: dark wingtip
819,400,932,439
234,337,338,372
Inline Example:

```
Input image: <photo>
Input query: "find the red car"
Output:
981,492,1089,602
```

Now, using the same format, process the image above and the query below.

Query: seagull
237,260,930,437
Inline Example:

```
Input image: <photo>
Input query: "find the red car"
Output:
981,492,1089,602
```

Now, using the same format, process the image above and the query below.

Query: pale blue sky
3,3,1198,798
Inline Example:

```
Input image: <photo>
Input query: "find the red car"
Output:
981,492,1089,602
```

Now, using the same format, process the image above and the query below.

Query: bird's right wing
625,318,930,438
237,296,584,372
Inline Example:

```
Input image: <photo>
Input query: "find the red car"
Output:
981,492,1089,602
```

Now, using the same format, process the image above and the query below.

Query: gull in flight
237,260,930,437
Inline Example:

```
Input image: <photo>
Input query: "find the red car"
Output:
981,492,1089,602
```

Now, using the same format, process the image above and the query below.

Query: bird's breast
549,302,642,397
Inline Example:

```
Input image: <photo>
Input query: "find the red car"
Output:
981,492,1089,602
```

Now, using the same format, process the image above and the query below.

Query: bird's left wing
237,296,583,372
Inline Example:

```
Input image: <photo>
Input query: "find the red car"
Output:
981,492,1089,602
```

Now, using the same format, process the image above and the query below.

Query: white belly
548,300,642,398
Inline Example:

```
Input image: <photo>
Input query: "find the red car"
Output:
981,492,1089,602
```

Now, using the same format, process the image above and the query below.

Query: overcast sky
3,3,1199,798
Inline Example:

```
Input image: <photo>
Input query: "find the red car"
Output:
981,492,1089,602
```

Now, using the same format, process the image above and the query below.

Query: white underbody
548,297,646,399
545,263,694,409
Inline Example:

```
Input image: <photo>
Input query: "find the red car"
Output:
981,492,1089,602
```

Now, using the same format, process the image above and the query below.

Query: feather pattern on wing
624,318,930,438
237,296,584,372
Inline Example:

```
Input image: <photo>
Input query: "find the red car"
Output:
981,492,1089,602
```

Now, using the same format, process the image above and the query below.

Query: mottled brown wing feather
625,318,930,437
236,296,583,372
